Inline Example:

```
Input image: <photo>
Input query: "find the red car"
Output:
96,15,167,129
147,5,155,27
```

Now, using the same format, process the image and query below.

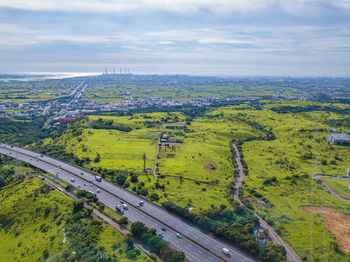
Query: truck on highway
95,175,102,182
222,248,230,256
116,204,124,214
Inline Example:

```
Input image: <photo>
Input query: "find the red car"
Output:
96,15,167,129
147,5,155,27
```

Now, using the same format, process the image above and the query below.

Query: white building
327,134,350,145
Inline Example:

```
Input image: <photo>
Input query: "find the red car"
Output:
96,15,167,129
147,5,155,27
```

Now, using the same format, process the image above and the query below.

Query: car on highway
84,183,87,186
139,201,144,206
81,172,84,176
176,233,182,239
161,227,166,231
120,201,124,204
97,188,100,193
90,183,93,187
95,175,102,182
122,204,128,210
71,178,75,182
158,232,164,238
116,205,124,214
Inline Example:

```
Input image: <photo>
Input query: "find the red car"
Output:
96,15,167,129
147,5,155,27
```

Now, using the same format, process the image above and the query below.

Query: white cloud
0,0,350,14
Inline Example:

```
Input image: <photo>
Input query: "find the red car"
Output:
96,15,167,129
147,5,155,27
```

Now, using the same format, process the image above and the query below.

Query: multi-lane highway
0,143,255,262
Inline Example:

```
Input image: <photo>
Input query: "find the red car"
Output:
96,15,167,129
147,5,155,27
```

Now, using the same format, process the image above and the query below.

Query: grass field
217,104,350,261
42,101,350,260
322,177,350,200
0,176,152,262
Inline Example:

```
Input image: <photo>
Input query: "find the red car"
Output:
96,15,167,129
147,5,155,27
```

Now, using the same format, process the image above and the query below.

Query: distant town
1,74,350,123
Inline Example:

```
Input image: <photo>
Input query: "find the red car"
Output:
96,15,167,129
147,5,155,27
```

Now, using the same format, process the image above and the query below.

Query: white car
222,248,230,256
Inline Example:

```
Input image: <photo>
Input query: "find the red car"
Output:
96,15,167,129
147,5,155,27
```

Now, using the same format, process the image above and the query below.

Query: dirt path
232,142,301,262
313,175,350,203
152,136,160,176
301,206,350,253
232,142,244,204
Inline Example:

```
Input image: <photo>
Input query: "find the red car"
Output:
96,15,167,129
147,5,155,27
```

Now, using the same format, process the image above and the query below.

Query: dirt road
232,142,301,262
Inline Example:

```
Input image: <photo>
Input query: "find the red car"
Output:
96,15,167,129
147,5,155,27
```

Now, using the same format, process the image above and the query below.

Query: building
257,229,266,240
327,134,350,145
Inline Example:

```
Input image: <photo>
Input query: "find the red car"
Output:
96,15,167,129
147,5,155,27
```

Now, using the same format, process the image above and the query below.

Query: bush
131,222,147,238
119,217,129,226
150,193,160,201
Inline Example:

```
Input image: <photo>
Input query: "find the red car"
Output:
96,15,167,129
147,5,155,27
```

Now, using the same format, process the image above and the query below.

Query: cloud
1,0,350,14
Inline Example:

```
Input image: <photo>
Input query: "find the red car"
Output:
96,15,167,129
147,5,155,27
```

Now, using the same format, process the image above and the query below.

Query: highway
0,143,255,262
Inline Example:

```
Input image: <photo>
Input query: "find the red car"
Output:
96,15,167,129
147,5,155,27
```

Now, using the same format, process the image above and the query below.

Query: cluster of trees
60,201,115,262
162,201,286,262
32,143,91,167
91,118,132,132
0,118,66,146
90,167,130,188
0,164,16,189
130,222,185,262
271,105,350,114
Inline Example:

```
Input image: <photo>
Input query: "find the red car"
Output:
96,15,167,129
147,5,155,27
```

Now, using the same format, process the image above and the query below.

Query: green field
0,79,80,103
0,174,152,262
54,113,186,172
217,104,350,261
322,177,350,200
36,101,350,261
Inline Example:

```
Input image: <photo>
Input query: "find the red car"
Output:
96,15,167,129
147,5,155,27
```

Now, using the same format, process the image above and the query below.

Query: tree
73,200,84,214
131,222,147,238
150,193,160,201
125,233,134,250
171,251,185,262
130,175,138,183
119,217,129,226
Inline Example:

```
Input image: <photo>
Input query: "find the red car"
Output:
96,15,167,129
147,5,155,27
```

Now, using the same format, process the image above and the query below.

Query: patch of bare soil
301,206,350,253
203,161,216,170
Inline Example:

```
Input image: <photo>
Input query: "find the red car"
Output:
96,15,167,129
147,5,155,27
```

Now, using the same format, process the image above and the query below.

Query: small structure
327,134,350,145
257,229,265,240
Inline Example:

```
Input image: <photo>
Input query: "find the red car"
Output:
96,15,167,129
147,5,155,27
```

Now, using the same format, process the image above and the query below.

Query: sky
0,0,350,76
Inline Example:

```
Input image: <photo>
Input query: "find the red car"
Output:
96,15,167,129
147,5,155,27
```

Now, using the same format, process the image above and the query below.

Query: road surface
313,175,350,203
231,142,301,262
231,142,244,204
0,143,255,262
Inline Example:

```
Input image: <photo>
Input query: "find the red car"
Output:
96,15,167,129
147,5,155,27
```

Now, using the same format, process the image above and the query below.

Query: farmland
6,98,350,261
0,78,81,103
